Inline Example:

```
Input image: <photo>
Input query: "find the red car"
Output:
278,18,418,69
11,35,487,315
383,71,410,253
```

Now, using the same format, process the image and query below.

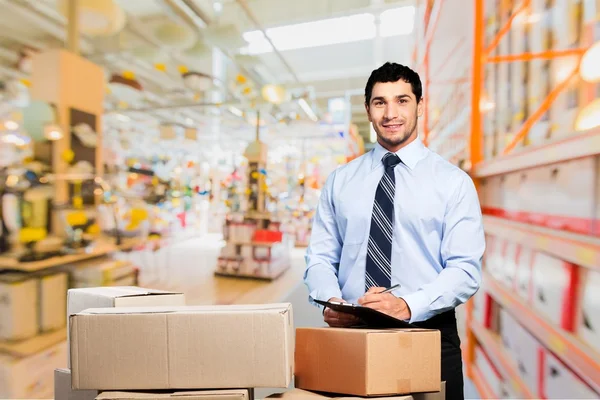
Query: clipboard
314,299,418,329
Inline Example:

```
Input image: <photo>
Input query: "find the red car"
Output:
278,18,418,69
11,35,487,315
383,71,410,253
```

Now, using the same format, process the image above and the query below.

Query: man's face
365,79,423,151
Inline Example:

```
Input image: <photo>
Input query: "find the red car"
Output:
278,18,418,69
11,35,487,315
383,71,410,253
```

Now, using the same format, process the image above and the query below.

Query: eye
374,101,384,106
399,99,408,104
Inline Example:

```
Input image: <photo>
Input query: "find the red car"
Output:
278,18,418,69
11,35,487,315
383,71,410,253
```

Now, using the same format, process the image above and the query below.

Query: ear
365,103,372,122
417,97,424,117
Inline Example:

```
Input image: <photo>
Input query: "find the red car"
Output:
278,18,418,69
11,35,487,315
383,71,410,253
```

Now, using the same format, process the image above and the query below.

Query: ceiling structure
0,0,473,156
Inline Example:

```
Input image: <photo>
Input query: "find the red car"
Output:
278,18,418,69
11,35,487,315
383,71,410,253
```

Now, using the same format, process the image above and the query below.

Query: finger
359,294,384,305
366,286,385,294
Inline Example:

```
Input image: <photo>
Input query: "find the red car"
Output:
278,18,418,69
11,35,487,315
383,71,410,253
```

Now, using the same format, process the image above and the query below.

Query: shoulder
326,150,372,186
424,150,476,196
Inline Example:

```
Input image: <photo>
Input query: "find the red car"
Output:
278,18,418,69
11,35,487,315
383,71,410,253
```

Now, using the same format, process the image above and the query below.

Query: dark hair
364,62,422,105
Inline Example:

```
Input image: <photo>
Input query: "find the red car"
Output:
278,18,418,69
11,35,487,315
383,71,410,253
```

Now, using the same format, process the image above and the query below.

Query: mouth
382,123,404,131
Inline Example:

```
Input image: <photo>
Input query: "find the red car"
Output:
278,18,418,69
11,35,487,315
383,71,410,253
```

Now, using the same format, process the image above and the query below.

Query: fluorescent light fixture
44,124,63,141
299,98,318,122
242,7,415,55
228,106,244,117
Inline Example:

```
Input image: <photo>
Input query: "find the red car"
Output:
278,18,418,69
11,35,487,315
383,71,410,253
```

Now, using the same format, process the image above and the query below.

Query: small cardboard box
294,328,440,397
96,389,252,400
66,286,185,366
265,384,445,400
70,304,293,390
55,369,99,400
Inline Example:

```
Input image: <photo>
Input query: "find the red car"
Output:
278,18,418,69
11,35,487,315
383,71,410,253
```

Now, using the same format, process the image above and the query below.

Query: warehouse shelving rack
417,0,600,398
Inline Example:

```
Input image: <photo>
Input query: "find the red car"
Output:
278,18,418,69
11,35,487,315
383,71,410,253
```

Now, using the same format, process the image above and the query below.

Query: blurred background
0,0,598,399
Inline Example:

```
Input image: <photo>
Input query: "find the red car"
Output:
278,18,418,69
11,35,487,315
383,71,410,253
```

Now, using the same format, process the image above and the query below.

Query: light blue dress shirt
304,137,485,323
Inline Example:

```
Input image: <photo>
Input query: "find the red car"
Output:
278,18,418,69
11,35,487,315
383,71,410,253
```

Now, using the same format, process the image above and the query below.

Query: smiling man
304,62,485,399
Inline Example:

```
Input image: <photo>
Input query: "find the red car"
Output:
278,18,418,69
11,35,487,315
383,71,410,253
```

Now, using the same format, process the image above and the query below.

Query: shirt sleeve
303,171,344,310
401,173,485,323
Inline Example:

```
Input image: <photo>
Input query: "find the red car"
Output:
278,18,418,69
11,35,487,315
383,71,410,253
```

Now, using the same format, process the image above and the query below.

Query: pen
377,283,400,294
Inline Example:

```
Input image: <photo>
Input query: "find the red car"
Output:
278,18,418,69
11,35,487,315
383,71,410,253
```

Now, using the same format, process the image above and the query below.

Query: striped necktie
365,152,401,291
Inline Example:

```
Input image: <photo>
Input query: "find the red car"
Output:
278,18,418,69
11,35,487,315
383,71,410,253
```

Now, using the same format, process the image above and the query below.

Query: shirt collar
371,137,427,171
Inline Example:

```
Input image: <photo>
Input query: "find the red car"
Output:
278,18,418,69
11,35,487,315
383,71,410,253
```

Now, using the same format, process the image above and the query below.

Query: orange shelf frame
471,365,497,399
471,320,536,398
483,215,600,271
483,271,600,394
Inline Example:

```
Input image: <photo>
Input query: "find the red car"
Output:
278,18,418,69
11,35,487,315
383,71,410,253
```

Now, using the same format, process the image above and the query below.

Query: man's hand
323,297,361,327
357,287,412,321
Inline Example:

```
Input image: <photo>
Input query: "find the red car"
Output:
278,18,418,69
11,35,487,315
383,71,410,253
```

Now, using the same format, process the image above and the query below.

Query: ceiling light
580,40,600,83
4,120,19,130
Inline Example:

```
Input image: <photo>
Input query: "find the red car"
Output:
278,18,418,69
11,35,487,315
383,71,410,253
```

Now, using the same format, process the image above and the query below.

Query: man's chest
334,171,446,242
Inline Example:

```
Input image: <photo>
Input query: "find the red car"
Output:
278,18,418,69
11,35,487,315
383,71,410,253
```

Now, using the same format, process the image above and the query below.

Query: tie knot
382,152,401,169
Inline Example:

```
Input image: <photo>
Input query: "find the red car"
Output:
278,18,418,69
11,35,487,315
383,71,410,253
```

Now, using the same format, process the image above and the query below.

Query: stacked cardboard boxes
57,286,446,400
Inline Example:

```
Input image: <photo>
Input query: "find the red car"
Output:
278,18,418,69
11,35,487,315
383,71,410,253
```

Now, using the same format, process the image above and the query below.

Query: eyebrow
371,94,412,103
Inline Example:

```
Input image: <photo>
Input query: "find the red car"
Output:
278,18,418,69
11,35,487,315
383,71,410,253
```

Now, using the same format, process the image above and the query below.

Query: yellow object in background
19,227,47,243
61,149,75,164
86,223,100,235
66,211,88,227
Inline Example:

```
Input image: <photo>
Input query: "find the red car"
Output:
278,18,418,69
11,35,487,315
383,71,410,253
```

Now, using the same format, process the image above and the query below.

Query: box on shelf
499,308,519,366
485,236,506,283
294,327,440,397
38,271,68,332
96,389,252,400
480,175,504,217
544,158,595,235
474,346,503,397
512,322,542,397
65,257,138,288
0,340,66,399
541,350,598,399
531,252,578,331
520,166,549,226
473,287,496,330
0,272,38,341
501,242,519,290
54,368,99,400
526,59,551,146
501,173,522,222
70,303,293,390
265,383,445,400
576,268,600,354
515,246,534,304
66,286,185,367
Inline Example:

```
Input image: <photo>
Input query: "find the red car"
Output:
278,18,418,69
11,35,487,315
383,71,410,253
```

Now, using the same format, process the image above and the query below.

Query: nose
384,103,399,120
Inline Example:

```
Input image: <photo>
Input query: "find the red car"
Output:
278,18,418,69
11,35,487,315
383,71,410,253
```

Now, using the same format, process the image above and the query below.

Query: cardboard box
501,242,519,290
515,247,534,303
0,340,66,399
294,328,440,396
512,323,542,397
70,304,293,390
531,252,578,331
66,286,185,367
96,389,252,400
55,368,99,400
0,272,38,340
475,346,503,397
541,351,598,399
576,269,600,354
265,384,446,400
39,271,68,331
